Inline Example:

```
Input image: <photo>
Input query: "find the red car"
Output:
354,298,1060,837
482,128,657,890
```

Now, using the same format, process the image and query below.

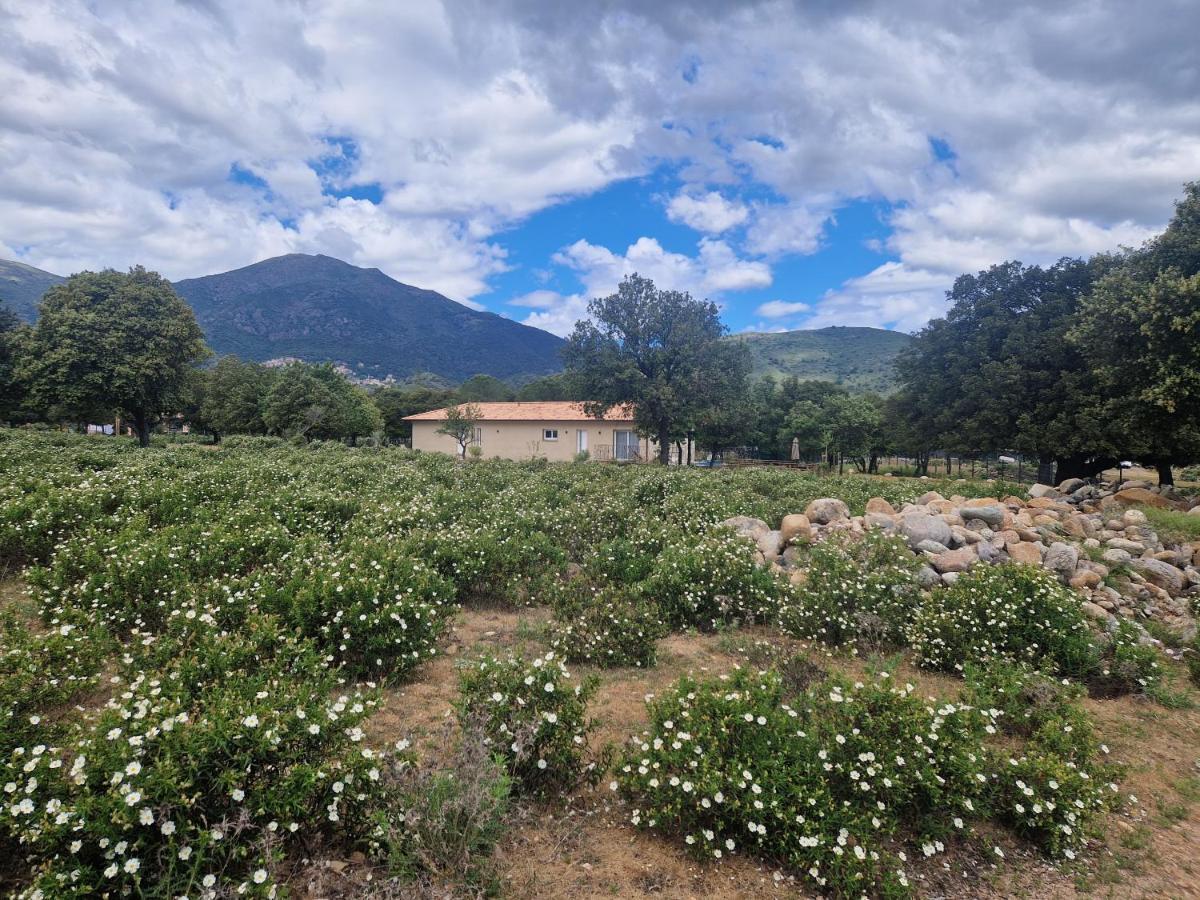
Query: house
404,402,657,462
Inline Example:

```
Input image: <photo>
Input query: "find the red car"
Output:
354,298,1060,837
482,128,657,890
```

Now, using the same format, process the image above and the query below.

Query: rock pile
723,478,1200,639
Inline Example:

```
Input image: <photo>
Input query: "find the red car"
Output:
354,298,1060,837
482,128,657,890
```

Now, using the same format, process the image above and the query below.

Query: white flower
242,714,260,728
203,874,216,887
253,869,268,884
139,808,153,825
123,858,140,874
104,864,118,878
232,788,245,802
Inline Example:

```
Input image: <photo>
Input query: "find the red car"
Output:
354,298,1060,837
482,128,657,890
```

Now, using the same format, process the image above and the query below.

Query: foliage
563,273,750,464
548,583,666,668
908,564,1098,678
199,355,276,438
1087,620,1164,697
435,402,483,458
456,651,599,797
736,326,912,394
18,267,209,445
781,530,922,648
261,362,381,443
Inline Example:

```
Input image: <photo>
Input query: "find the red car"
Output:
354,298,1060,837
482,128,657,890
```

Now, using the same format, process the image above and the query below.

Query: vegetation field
2,431,1199,899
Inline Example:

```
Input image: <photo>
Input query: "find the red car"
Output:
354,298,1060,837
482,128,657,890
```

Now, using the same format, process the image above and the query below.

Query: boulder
1105,487,1171,509
779,514,812,546
757,530,783,559
1057,477,1086,494
1029,484,1063,499
1101,547,1132,565
863,512,897,532
1116,479,1152,492
917,539,951,555
975,540,1004,564
1189,506,1200,517
1080,601,1111,622
865,497,896,516
1043,542,1080,579
931,546,978,574
721,516,770,542
941,572,961,586
916,566,942,589
917,490,945,505
1007,541,1045,565
956,503,1005,528
1106,537,1145,553
898,511,953,550
1131,558,1185,595
1070,571,1103,590
804,498,850,525
1122,509,1149,526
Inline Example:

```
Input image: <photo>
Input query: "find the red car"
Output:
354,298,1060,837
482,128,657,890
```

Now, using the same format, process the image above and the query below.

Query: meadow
1,431,1198,899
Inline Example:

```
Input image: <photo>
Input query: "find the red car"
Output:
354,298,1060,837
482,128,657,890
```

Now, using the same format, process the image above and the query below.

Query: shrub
780,530,922,649
456,651,599,797
618,669,993,897
1,618,387,898
1087,620,1164,697
548,584,666,668
908,564,1098,678
641,527,784,630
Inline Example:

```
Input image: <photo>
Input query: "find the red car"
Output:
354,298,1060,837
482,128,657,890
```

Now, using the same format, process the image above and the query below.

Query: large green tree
20,267,209,446
562,274,749,464
197,356,277,440
1069,183,1200,484
0,301,27,423
261,362,381,443
372,384,458,442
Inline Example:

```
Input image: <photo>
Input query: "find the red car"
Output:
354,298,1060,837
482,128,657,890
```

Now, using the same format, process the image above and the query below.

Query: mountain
734,325,913,393
0,259,65,321
172,254,565,383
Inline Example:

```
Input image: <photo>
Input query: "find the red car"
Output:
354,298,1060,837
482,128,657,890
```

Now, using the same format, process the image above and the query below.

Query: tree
20,267,209,446
261,362,381,443
197,356,276,440
436,402,483,458
562,273,748,464
0,301,28,423
1069,183,1200,485
457,374,514,402
373,384,458,442
515,372,584,401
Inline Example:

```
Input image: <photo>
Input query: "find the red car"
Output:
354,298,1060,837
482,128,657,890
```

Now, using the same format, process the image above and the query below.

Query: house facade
404,402,656,462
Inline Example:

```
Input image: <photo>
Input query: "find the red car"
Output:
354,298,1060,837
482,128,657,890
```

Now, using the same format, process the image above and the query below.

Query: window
614,429,639,461
473,427,483,445
543,428,559,441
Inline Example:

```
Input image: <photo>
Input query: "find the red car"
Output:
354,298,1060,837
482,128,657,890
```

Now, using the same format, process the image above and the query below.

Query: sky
2,1,1198,337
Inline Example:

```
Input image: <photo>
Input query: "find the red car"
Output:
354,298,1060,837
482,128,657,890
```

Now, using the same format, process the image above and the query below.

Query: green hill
733,325,913,393
0,259,65,321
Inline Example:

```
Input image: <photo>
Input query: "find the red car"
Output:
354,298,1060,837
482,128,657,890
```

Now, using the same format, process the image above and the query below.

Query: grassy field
1,431,1197,899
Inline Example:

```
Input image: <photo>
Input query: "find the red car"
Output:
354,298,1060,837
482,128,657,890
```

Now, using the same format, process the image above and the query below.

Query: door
576,429,588,455
614,429,638,461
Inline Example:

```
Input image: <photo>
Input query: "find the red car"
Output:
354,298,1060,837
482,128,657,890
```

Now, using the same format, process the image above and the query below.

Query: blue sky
3,1,1194,338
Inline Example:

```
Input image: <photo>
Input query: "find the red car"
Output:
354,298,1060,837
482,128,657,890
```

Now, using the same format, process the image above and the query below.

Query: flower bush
456,651,599,796
908,564,1098,678
548,583,667,668
1087,620,1164,697
780,530,922,648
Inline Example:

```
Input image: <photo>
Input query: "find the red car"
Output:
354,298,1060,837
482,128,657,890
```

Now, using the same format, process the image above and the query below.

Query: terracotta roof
403,401,636,422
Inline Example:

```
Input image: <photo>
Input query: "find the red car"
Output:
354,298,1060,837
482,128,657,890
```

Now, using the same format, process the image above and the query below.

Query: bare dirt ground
359,605,1200,900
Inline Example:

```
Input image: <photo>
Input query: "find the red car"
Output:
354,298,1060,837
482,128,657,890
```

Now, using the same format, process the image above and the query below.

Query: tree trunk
657,425,671,465
132,410,151,448
211,430,221,444
1037,456,1055,486
1156,460,1174,487
868,452,879,474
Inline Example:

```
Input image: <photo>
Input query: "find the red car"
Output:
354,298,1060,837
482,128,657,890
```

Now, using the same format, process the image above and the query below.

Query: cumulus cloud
665,191,749,233
514,291,590,336
3,0,1199,328
756,300,810,319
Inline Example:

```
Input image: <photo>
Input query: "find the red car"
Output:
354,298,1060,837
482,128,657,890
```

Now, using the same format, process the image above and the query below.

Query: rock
953,525,982,544
804,498,850,525
1122,509,1148,526
956,503,1004,528
789,569,808,588
1189,506,1200,517
1131,558,1185,595
779,513,812,546
1070,570,1103,590
916,566,941,589
1117,479,1152,492
932,545,978,573
721,516,770,543
975,541,1004,564
917,490,946,505
1105,487,1171,509
1081,601,1111,622
1043,542,1080,579
864,512,897,532
757,530,783,559
941,572,961,586
1057,477,1086,494
917,539,951,554
1007,541,1045,565
898,511,953,550
1028,483,1061,499
1062,517,1089,539
865,497,896,516
564,562,584,580
1102,548,1132,565
1106,537,1145,553
781,546,803,568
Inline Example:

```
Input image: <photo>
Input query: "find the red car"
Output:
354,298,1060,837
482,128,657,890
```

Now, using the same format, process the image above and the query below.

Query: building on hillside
404,402,658,462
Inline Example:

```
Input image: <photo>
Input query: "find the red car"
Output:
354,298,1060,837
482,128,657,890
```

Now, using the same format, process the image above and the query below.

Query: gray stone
1029,484,1063,499
863,512,897,532
931,545,978,573
804,498,850,526
1130,558,1185,595
1101,548,1132,565
1106,537,1145,553
941,572,961,585
1057,477,1086,494
757,529,783,559
1081,601,1111,622
1043,542,1080,579
721,516,770,545
898,511,953,551
916,566,941,589
957,504,1005,528
916,539,951,554
975,541,1004,564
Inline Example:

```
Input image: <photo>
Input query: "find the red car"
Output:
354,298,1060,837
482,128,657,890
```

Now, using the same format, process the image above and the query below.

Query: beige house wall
411,419,657,462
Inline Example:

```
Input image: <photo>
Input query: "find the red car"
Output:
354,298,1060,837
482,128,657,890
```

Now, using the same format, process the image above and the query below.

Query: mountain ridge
733,325,912,393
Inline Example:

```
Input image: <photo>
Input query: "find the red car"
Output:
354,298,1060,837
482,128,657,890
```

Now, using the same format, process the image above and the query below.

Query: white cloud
756,300,810,319
554,236,770,300
665,191,749,233
515,291,589,337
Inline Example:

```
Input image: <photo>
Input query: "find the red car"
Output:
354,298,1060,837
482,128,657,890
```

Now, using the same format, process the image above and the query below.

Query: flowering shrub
456,651,599,796
618,669,994,897
908,564,1098,678
781,530,922,648
1,616,386,899
641,528,785,631
548,584,667,668
1087,620,1163,697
